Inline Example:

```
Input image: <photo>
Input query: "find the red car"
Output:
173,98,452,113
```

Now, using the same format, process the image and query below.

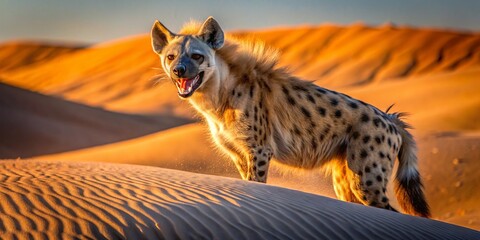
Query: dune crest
0,41,83,72
1,25,479,117
0,83,191,158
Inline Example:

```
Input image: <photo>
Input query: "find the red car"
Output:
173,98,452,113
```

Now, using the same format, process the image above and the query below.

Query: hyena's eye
191,54,203,61
167,54,175,60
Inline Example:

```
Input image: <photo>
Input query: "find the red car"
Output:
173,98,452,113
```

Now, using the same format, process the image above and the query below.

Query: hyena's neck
188,56,235,118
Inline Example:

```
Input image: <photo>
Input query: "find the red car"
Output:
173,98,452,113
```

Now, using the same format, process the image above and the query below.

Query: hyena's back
265,79,391,169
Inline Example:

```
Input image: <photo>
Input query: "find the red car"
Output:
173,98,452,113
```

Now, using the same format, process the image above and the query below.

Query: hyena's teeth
176,73,201,95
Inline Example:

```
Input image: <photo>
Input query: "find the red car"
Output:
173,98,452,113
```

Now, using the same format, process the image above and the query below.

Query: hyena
150,17,430,217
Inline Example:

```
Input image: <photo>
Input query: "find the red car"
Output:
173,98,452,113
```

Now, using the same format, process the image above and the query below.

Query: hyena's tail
389,113,431,218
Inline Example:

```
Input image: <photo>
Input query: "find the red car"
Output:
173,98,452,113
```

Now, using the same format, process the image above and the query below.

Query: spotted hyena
150,17,430,217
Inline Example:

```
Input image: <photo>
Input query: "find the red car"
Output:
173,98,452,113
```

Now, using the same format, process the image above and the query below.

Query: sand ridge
0,41,84,72
0,83,192,158
0,160,478,239
1,25,479,116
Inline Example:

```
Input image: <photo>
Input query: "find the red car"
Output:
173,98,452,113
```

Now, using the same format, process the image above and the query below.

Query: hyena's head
151,17,224,98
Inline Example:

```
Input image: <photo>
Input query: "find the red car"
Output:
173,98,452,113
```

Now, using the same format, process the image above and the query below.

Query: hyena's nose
173,64,186,77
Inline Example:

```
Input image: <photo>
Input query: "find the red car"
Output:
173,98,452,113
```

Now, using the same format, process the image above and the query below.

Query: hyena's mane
179,21,288,81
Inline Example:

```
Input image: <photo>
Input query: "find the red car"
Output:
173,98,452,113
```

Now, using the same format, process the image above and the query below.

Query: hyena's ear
151,20,174,54
198,17,224,50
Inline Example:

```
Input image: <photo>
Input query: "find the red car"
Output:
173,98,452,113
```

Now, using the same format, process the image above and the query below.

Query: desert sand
1,23,479,237
0,160,479,239
0,82,191,158
0,41,83,72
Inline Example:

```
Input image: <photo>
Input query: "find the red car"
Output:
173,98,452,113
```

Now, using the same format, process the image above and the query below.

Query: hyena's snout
169,60,205,98
172,64,186,77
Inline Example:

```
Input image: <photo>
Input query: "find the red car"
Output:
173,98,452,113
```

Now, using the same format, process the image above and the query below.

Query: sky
1,0,479,44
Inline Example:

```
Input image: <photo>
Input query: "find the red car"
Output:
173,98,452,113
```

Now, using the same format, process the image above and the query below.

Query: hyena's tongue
180,79,189,92
177,75,199,95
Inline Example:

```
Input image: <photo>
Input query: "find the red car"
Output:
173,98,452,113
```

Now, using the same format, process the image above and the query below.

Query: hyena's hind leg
331,160,362,203
344,144,399,212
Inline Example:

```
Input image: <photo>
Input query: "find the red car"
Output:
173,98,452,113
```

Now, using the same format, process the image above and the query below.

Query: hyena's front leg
244,146,272,183
230,155,249,180
213,134,250,180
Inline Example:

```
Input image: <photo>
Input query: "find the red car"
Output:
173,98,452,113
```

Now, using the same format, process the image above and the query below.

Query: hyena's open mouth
174,71,204,98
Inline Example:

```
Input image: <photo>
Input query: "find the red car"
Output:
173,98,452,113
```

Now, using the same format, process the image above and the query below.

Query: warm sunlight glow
0,2,479,239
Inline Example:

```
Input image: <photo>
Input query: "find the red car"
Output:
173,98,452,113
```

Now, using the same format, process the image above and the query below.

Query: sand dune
0,160,478,239
0,41,83,72
0,36,186,116
0,82,191,158
34,123,480,229
237,25,480,85
343,66,480,134
417,132,480,229
34,124,229,175
1,25,479,117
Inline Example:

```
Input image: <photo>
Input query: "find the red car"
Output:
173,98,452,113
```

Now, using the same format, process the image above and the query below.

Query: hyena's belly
271,129,344,169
